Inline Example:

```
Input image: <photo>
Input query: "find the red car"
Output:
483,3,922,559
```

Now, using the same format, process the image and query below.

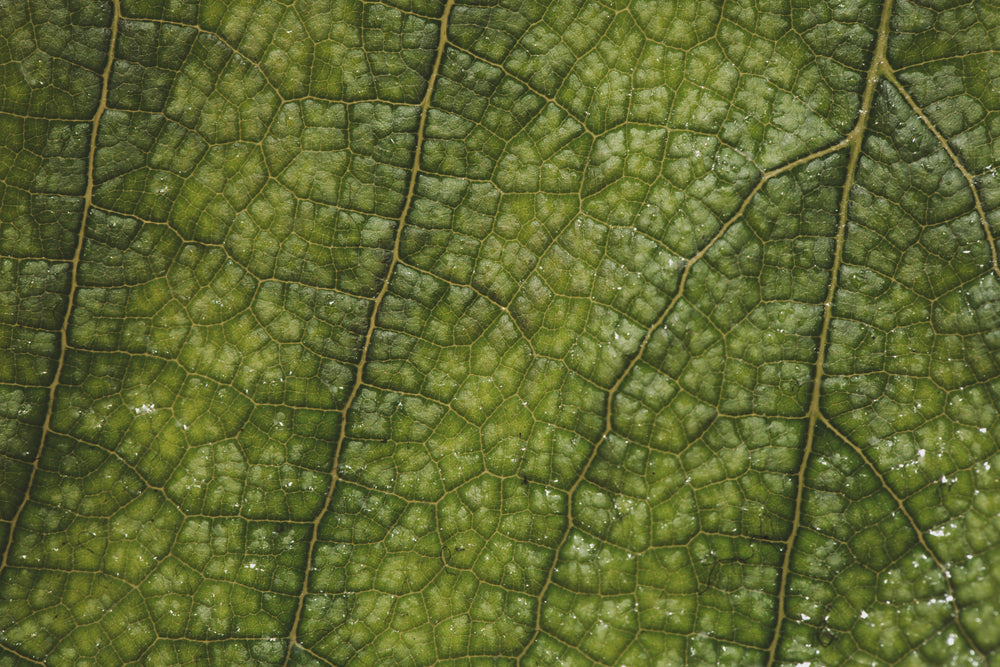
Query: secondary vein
280,2,456,662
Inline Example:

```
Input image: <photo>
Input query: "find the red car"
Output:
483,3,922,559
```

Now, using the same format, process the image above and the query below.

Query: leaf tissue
1,0,1000,664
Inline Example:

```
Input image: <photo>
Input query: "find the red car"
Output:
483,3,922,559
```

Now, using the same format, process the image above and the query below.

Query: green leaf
2,0,1000,664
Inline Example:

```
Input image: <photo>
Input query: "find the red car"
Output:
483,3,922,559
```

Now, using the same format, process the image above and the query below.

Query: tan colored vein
765,0,894,663
0,644,45,666
515,133,848,661
882,68,1000,283
0,0,121,577
818,414,985,658
280,2,456,663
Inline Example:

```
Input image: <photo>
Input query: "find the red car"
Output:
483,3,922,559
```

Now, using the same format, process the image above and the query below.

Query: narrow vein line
444,41,596,139
766,1,894,663
818,414,986,658
280,2,455,663
882,68,1000,282
0,0,121,577
516,136,848,661
0,643,46,666
395,256,639,395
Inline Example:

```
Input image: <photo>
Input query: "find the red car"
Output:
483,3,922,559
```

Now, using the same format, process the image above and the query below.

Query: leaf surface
1,0,1000,665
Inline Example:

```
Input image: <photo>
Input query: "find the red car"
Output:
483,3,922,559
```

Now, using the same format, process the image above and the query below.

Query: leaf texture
1,0,1000,665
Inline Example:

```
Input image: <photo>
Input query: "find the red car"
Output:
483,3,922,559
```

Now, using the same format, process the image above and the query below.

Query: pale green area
1,0,1000,665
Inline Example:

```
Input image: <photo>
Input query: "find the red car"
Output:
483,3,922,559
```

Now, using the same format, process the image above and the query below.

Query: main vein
280,1,456,662
765,0,894,663
0,0,121,576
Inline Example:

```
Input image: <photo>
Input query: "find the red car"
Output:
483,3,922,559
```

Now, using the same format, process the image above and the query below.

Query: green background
2,0,1000,664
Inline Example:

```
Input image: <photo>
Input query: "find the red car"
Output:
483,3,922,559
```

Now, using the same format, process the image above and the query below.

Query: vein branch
280,2,455,662
881,68,1000,282
818,415,986,658
0,642,46,666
